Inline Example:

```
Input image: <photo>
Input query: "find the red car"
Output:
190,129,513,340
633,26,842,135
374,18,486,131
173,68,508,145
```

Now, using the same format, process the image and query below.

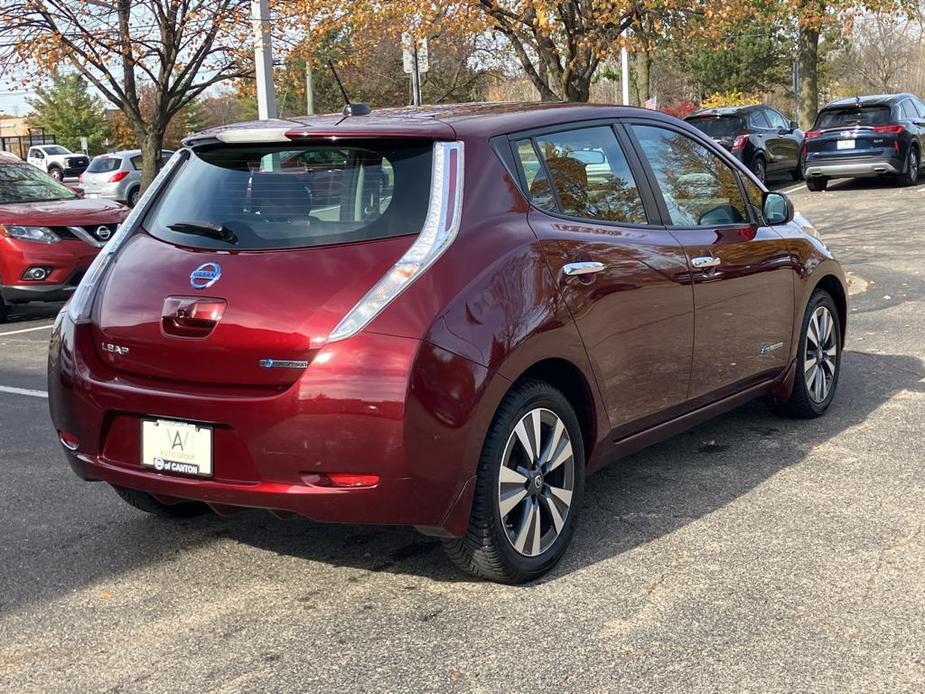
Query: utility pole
251,0,277,120
621,46,630,106
306,64,315,115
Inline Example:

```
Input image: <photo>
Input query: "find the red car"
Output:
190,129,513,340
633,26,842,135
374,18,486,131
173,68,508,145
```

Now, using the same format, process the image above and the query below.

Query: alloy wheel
910,149,919,184
804,306,838,403
753,158,766,183
497,408,575,557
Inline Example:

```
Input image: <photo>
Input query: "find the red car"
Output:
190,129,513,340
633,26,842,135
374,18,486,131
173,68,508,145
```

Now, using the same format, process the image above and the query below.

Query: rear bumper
48,318,492,535
804,156,902,179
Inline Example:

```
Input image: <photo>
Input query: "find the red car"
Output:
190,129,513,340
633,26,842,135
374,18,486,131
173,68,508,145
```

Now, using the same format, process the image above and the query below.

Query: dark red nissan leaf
0,155,127,321
48,104,847,582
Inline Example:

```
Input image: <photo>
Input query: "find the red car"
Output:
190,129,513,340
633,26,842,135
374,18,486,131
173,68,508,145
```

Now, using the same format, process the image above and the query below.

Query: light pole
251,0,277,120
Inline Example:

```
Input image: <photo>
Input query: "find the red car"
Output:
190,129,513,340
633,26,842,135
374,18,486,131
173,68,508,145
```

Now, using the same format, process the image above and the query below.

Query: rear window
816,105,891,129
87,157,121,173
145,142,432,250
686,116,745,137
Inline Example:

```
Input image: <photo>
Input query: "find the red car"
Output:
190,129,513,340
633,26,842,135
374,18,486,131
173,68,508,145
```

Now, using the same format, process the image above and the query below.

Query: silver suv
78,149,174,207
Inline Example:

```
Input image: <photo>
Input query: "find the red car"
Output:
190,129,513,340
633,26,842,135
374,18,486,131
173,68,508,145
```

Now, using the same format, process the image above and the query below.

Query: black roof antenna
329,61,372,118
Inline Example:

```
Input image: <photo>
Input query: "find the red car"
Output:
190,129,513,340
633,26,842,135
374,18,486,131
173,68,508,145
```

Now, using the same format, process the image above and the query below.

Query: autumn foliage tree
0,0,255,189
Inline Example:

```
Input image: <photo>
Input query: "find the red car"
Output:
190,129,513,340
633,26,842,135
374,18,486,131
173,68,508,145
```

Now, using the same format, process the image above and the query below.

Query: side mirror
789,120,799,129
763,191,794,225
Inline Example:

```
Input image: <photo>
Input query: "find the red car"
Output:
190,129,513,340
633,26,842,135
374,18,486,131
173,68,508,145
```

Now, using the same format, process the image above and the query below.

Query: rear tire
751,155,767,184
773,289,841,419
127,187,140,207
805,176,828,192
443,380,585,584
898,145,919,187
0,295,9,323
113,485,210,518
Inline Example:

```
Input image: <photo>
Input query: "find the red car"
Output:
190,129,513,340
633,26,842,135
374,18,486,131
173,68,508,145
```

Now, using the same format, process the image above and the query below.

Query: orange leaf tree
0,0,256,189
290,1,751,103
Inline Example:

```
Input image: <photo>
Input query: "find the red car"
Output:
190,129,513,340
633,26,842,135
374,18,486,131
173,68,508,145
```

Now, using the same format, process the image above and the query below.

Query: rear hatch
685,115,746,150
80,156,124,194
92,138,434,387
805,104,898,160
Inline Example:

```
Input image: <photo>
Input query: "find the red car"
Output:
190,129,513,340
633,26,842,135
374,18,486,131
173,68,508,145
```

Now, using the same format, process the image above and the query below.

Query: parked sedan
79,149,175,207
803,93,925,191
686,105,804,183
48,103,846,583
0,157,127,321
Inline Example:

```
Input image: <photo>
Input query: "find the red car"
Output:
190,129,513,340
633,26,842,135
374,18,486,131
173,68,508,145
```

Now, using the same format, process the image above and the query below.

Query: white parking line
780,183,806,195
0,324,54,336
0,385,48,399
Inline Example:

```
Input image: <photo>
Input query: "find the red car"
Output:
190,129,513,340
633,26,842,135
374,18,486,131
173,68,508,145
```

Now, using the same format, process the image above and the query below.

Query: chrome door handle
691,256,721,269
563,261,605,277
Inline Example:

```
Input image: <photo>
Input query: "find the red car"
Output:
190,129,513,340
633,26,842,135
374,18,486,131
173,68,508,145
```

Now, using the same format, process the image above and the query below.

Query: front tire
443,380,585,583
48,167,63,181
774,289,842,418
806,176,828,192
113,485,210,518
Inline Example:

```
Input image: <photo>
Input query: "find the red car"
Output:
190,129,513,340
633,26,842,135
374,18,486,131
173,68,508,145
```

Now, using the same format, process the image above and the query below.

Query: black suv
685,105,803,183
803,93,925,191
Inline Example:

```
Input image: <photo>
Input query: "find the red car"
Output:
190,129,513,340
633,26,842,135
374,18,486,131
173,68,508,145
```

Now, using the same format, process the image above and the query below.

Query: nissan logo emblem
190,262,222,289
95,225,112,241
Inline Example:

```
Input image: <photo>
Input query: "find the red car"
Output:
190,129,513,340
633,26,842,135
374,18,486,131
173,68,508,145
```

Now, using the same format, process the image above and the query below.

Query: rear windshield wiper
167,221,238,245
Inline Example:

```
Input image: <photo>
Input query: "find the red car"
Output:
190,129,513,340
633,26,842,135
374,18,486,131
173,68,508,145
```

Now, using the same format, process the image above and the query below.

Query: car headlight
0,225,60,244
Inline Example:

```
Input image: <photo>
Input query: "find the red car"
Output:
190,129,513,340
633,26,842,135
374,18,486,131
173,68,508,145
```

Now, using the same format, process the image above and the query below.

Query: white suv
26,144,89,180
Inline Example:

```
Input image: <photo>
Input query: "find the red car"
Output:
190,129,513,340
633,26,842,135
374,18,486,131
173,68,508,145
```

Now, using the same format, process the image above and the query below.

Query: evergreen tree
686,28,791,99
26,73,108,154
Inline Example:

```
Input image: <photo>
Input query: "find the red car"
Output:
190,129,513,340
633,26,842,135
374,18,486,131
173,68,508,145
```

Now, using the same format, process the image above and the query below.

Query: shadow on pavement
1,350,922,611
0,301,63,325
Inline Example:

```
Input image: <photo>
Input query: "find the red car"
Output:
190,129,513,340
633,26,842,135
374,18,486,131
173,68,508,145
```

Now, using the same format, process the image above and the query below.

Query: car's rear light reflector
804,130,822,139
731,134,748,152
58,431,80,451
327,140,465,343
109,171,129,183
303,473,380,488
873,124,905,135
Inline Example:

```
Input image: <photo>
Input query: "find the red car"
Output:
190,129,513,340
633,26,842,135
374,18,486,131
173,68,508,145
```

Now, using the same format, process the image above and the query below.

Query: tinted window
900,100,918,119
913,98,925,118
748,110,770,128
528,126,647,224
764,109,789,130
0,162,77,204
816,106,891,128
515,140,557,213
686,116,744,138
145,142,432,250
42,145,70,155
87,157,121,173
632,125,749,227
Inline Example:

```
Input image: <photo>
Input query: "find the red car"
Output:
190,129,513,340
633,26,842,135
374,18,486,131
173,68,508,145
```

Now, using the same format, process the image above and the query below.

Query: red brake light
109,170,129,183
873,124,905,135
804,130,822,139
731,134,749,152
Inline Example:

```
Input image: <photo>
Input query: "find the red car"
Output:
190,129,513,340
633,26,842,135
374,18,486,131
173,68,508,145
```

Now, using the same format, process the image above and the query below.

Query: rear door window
517,126,648,224
764,109,789,130
816,106,891,128
631,124,749,227
144,141,432,250
748,111,771,129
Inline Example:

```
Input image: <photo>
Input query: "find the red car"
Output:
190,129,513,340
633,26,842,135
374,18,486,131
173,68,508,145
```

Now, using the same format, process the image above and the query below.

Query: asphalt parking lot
1,177,923,692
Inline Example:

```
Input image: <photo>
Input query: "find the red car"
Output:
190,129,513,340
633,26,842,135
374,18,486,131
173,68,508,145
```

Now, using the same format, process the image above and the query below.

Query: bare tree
0,0,254,188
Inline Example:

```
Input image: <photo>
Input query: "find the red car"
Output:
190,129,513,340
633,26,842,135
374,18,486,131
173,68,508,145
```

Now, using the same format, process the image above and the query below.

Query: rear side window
632,124,749,227
816,106,891,129
516,126,648,224
900,100,918,119
686,116,744,138
87,157,121,173
144,142,432,250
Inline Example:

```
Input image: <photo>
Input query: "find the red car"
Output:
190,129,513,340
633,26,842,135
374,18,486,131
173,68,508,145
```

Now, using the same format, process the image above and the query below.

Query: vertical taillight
327,141,465,343
731,134,749,152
